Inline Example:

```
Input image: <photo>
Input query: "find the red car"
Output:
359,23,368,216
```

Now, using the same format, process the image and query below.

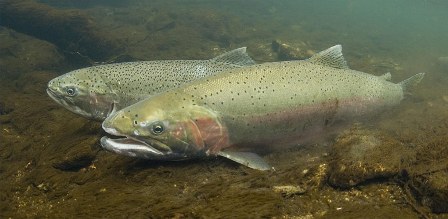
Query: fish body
47,47,255,120
101,45,424,170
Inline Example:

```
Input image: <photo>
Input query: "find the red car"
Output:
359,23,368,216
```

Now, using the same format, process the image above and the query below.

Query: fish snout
47,78,59,92
102,123,121,136
102,111,130,136
46,86,65,105
46,82,60,97
102,119,120,136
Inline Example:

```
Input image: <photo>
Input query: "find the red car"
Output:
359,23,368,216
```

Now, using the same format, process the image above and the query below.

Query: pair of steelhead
48,45,424,170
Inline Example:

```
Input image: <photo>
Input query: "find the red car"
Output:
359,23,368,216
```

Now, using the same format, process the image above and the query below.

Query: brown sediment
0,0,121,61
327,126,413,189
396,120,448,214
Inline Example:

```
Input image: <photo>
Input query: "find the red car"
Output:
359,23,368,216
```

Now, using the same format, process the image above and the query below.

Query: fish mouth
47,87,80,111
47,87,114,121
46,88,78,113
101,122,170,158
46,88,61,102
100,136,167,159
47,88,92,118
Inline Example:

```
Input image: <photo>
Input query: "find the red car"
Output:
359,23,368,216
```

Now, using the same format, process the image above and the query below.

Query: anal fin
217,151,272,171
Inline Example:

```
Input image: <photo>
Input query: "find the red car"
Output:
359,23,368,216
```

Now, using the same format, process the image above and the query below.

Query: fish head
101,93,228,160
47,68,118,120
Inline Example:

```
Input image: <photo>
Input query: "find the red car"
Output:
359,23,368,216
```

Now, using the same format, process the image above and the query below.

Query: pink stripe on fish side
248,96,386,125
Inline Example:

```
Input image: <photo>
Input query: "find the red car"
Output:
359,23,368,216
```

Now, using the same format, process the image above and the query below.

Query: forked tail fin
399,73,425,93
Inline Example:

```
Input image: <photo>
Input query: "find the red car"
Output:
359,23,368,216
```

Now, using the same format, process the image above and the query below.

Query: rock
0,27,65,79
437,56,448,68
328,127,412,188
0,0,121,61
405,131,448,213
146,13,176,32
52,153,96,172
271,39,314,60
273,185,306,197
443,96,448,103
51,133,100,171
411,171,448,213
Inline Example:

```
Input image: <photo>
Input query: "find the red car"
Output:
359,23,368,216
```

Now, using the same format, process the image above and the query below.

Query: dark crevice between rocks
394,170,432,219
331,175,396,191
52,154,96,172
0,101,13,115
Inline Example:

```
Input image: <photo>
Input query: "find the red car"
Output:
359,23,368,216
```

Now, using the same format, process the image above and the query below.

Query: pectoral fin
217,151,272,171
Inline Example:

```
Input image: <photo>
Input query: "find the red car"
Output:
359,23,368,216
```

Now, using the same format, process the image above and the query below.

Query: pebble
273,185,306,197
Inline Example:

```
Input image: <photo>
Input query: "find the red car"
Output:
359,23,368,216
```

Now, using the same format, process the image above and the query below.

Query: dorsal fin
307,45,349,69
379,72,392,81
211,47,256,66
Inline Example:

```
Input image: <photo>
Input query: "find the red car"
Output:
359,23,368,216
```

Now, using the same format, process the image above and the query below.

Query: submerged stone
328,127,412,188
412,171,448,213
405,131,448,213
271,39,314,60
437,56,448,69
0,28,65,79
273,185,306,197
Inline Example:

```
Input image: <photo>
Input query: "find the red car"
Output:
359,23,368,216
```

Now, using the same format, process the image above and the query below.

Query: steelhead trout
101,45,425,170
47,47,255,120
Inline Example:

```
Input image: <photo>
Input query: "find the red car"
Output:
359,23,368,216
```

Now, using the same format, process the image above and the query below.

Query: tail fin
399,73,425,93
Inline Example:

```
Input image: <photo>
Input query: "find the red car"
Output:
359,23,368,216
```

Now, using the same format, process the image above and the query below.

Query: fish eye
150,121,165,135
66,87,77,97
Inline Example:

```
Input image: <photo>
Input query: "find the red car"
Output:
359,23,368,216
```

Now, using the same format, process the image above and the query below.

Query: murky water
1,0,447,218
